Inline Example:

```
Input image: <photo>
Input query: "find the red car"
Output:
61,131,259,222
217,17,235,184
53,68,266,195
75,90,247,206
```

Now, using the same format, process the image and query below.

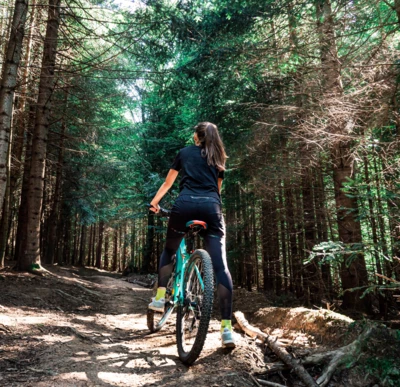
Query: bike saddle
186,220,207,230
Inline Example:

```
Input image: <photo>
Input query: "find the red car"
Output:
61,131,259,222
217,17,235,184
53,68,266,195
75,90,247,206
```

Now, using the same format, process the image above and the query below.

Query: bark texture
19,0,61,271
316,0,370,311
0,0,29,209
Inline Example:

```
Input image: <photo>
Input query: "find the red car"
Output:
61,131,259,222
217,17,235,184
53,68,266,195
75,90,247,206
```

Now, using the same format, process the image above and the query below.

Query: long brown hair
194,122,227,171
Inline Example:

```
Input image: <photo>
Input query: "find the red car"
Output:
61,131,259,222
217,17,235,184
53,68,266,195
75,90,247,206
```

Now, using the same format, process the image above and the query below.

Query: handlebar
146,204,171,217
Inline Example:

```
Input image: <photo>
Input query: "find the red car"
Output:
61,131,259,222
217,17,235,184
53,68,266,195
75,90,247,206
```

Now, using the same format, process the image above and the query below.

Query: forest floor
0,264,398,387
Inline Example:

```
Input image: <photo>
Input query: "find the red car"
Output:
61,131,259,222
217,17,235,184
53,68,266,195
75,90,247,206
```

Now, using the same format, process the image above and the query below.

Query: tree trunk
1,1,15,59
394,0,400,27
71,214,78,265
316,0,370,312
95,221,104,268
44,90,67,264
242,193,252,292
62,215,71,264
285,185,302,297
251,202,259,290
112,227,118,272
121,222,127,269
14,108,33,263
104,227,109,270
363,157,383,279
5,2,37,265
131,219,138,268
142,213,154,273
91,224,96,267
78,224,86,266
333,158,370,311
279,183,288,293
0,0,29,209
271,196,281,295
363,156,388,315
314,168,333,300
0,135,11,266
296,188,306,296
9,0,36,215
236,184,244,287
373,157,392,278
19,0,61,271
302,171,321,304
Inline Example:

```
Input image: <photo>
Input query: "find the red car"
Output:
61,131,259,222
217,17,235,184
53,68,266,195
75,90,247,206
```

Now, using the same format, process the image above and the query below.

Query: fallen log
234,311,318,387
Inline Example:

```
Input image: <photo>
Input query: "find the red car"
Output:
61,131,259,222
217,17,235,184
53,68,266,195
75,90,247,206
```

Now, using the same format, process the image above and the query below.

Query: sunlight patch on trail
0,314,50,326
98,371,154,384
57,372,88,382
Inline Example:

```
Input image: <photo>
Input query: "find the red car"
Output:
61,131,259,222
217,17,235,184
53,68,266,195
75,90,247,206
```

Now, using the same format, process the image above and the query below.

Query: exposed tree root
234,311,318,387
247,373,262,387
55,289,92,305
64,326,99,343
302,326,373,387
75,283,102,297
28,263,51,276
0,323,12,333
256,363,288,375
235,310,378,387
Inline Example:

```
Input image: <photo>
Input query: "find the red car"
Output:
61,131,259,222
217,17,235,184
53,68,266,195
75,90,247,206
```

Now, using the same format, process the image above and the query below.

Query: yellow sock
155,287,166,301
221,319,232,332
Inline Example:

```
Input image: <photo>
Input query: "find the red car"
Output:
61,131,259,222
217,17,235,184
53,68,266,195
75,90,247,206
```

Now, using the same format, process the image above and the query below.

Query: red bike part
187,220,207,229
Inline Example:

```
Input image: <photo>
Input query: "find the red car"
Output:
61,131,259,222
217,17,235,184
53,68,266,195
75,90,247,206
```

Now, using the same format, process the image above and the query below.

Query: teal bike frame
159,220,206,322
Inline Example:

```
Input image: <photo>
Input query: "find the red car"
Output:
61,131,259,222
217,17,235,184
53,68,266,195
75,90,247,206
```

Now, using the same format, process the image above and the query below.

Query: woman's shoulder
180,145,200,154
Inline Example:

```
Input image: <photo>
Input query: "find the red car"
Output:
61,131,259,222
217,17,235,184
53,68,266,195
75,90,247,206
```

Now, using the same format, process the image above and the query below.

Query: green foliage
307,241,365,268
53,0,400,294
360,331,400,386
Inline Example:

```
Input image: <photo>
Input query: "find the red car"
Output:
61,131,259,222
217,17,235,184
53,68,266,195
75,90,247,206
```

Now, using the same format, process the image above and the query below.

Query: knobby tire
176,249,214,365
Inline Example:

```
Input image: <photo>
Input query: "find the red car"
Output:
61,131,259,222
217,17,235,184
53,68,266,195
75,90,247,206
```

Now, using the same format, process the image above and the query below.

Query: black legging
158,194,233,320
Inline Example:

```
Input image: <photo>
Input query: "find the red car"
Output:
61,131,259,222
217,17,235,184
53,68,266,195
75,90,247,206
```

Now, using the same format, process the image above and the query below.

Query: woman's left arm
150,169,179,212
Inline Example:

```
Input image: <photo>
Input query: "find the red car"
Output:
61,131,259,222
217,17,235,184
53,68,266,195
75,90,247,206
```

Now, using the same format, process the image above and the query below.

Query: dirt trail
0,266,263,387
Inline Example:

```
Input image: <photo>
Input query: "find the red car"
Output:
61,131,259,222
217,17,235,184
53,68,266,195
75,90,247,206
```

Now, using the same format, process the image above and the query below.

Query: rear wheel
147,264,175,333
176,249,214,365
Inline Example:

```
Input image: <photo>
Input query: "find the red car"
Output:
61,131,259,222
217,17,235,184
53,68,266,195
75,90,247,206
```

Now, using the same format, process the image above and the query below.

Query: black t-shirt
171,145,224,199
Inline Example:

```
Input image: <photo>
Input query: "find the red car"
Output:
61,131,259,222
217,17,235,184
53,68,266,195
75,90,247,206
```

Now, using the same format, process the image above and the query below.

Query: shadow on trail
0,325,181,386
55,345,180,386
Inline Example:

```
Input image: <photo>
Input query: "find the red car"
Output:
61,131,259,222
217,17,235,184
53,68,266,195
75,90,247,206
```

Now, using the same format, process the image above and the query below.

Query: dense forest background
0,0,399,314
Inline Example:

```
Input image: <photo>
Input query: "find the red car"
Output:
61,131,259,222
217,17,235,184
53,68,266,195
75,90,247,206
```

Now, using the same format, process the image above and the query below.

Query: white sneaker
148,297,165,312
221,328,236,348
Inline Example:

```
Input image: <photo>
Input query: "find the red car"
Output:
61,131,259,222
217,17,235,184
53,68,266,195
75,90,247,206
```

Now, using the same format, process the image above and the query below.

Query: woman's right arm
150,169,179,212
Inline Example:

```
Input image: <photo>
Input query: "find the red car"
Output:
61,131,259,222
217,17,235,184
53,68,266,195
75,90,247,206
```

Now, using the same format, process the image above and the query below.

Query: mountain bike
146,206,214,365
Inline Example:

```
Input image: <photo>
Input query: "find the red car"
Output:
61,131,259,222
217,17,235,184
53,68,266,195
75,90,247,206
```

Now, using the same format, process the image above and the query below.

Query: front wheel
176,249,214,365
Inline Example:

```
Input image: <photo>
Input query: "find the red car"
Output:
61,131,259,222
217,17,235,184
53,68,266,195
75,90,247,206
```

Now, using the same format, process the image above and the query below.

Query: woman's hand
148,170,179,214
149,202,160,213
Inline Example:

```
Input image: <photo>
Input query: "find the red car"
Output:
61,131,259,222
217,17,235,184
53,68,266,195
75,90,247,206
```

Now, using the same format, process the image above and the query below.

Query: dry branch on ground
235,309,400,387
234,311,318,387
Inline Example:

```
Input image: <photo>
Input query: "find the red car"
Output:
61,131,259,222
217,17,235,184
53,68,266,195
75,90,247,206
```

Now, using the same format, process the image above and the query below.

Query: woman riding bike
148,122,235,348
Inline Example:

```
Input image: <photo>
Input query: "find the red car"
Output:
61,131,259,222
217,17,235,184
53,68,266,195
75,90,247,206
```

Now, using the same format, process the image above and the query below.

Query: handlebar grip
146,204,171,217
158,207,171,216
